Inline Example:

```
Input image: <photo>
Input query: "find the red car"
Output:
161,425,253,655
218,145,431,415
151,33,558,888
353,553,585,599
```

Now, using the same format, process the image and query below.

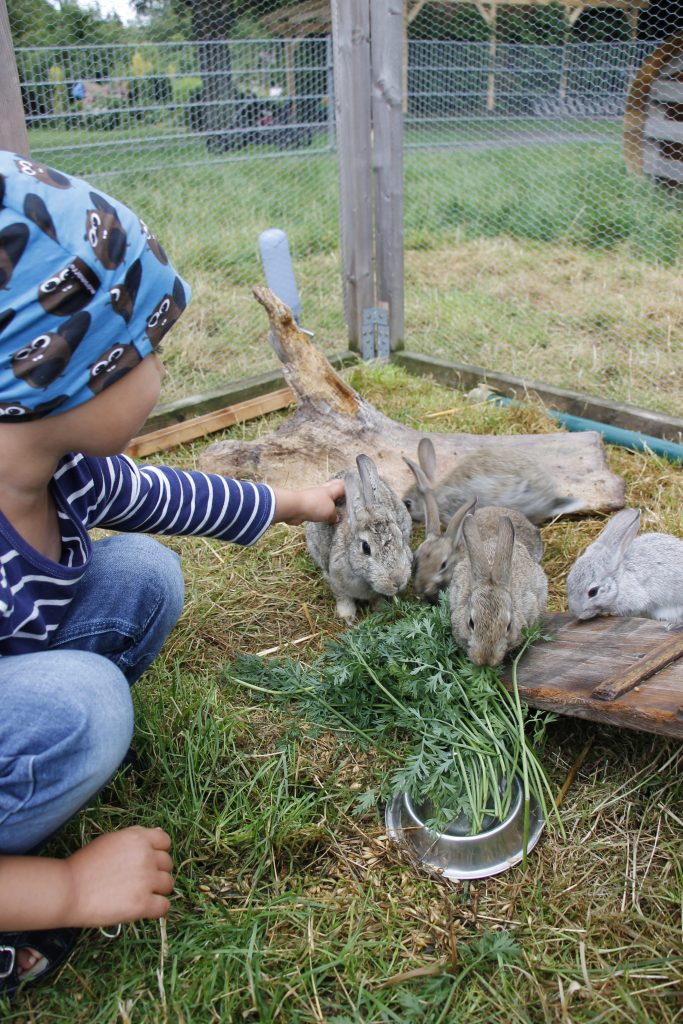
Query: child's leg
50,534,185,684
0,651,133,854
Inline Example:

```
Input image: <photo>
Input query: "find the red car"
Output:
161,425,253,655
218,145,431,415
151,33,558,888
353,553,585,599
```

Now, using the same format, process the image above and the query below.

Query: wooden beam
391,351,683,443
0,0,30,155
591,632,683,702
331,0,374,350
125,388,295,459
371,0,405,350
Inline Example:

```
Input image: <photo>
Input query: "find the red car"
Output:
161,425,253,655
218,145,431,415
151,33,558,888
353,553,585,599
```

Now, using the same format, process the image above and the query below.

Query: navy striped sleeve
67,455,276,546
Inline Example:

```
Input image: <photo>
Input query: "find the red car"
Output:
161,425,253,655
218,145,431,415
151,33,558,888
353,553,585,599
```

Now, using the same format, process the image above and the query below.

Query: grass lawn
3,362,682,1023
26,129,683,417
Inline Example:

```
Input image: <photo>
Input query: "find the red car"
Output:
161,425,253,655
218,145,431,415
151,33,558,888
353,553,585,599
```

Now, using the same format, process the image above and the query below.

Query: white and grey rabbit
403,437,582,526
404,455,543,604
566,508,683,627
305,454,413,623
450,510,548,667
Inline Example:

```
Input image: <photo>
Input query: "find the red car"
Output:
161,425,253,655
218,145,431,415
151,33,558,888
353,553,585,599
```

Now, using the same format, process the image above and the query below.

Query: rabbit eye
468,616,474,630
440,559,448,571
588,586,599,598
404,499,412,510
361,540,371,556
506,618,512,633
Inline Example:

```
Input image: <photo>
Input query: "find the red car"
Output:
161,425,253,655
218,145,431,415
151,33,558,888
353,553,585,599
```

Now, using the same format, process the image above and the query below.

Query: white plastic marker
258,228,304,326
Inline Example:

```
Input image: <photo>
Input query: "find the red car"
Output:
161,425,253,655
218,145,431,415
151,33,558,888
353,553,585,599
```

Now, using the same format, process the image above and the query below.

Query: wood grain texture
501,614,683,739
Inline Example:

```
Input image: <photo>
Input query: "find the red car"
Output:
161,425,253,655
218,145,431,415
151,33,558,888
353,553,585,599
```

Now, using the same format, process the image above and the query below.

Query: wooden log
198,287,625,515
0,0,30,155
125,388,295,459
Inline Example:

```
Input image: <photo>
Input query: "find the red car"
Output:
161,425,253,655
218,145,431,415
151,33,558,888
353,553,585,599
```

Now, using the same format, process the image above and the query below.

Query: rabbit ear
462,515,490,582
417,438,437,483
444,496,477,544
594,508,641,567
491,516,515,585
356,454,381,506
403,456,441,537
344,470,361,526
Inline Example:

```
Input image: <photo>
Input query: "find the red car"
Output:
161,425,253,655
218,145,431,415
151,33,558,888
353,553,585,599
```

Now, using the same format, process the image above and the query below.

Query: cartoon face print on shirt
0,308,15,335
146,276,187,350
85,192,127,270
0,222,29,290
87,342,141,395
24,193,58,242
139,218,168,265
109,258,142,324
14,157,72,190
12,311,91,390
38,257,100,317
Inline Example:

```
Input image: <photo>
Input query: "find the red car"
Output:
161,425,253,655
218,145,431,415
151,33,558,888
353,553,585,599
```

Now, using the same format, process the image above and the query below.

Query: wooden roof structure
261,0,651,38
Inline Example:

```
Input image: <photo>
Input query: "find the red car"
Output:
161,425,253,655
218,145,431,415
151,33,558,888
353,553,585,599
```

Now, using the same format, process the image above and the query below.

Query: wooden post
0,0,30,155
331,0,374,350
371,0,404,350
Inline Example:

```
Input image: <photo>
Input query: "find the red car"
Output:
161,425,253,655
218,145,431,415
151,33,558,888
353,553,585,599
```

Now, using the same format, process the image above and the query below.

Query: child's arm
271,479,345,526
0,826,173,930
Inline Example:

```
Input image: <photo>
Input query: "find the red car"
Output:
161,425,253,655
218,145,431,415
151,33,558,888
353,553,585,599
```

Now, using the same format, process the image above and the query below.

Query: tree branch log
199,287,625,513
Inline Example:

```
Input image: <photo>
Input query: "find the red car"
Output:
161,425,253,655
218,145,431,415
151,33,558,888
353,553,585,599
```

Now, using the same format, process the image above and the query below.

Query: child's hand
273,479,345,526
65,826,174,927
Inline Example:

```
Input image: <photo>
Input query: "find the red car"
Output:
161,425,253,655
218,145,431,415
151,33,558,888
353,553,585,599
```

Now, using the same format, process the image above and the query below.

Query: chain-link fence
8,0,683,415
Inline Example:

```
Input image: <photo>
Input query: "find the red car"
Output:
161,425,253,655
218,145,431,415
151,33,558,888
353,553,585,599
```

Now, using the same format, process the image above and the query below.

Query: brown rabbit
404,456,543,604
449,511,548,667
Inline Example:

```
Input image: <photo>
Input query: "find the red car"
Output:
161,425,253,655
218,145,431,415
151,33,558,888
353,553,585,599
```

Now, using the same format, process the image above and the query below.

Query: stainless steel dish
385,775,544,880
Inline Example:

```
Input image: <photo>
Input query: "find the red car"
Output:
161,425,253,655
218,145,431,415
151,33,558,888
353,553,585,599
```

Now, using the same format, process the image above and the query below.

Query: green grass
28,128,683,417
3,363,682,1022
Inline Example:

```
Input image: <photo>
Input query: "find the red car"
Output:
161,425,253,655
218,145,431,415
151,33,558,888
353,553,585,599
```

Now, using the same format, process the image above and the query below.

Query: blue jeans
0,535,185,855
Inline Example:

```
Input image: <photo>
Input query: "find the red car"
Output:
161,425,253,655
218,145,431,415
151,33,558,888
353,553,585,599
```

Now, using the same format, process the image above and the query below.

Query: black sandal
0,928,80,1000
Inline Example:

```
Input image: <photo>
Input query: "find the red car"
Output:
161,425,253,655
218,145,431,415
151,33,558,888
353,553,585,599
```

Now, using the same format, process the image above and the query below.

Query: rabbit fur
403,437,582,526
305,454,413,623
403,456,543,604
566,508,683,627
450,511,548,667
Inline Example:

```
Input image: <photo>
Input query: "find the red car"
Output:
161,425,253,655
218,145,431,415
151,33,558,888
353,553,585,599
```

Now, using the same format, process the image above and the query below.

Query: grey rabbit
566,508,683,627
305,454,413,623
450,510,548,667
403,437,582,526
404,455,543,604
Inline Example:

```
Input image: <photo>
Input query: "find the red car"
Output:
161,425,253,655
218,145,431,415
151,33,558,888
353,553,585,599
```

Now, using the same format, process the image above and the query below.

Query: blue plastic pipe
258,228,302,324
490,395,683,465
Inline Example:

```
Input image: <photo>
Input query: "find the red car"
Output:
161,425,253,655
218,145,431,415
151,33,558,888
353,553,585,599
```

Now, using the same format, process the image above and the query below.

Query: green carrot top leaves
224,595,558,834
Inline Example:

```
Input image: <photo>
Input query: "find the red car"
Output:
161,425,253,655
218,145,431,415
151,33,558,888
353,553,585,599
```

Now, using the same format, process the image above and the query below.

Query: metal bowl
385,775,544,880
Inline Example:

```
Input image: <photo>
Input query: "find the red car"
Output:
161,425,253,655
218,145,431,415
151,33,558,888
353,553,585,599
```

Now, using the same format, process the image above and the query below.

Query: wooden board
501,614,683,740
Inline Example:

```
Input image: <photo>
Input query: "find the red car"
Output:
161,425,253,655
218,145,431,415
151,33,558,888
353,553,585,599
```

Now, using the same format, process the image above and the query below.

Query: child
0,151,344,998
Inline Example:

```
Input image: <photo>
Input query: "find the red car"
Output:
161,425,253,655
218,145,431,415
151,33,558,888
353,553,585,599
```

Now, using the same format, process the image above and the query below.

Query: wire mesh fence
8,0,683,415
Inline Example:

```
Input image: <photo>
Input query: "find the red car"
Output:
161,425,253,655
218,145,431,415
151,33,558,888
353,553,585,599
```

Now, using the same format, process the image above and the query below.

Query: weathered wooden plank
501,614,683,740
650,79,683,103
391,351,683,444
0,0,30,155
591,632,683,702
331,0,374,349
642,150,683,185
125,388,295,459
644,114,683,144
371,0,405,351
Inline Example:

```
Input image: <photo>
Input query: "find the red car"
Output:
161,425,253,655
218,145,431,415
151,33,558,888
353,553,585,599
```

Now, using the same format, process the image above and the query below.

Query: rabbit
449,511,548,667
402,437,583,526
305,453,413,623
404,456,543,604
566,508,683,627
